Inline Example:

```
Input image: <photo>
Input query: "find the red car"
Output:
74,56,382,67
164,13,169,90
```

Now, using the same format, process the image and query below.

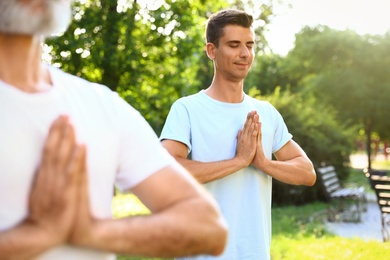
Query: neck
205,77,245,103
0,33,51,93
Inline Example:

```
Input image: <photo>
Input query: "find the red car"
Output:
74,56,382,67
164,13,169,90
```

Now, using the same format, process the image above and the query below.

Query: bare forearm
253,156,316,186
175,156,246,183
0,222,59,260
73,197,227,257
161,139,252,183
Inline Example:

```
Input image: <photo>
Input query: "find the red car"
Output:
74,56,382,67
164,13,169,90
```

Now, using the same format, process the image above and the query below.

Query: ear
205,42,216,60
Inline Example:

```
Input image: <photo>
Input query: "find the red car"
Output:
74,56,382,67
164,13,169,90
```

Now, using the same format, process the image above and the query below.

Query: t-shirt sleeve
268,102,293,153
159,100,192,153
112,94,175,192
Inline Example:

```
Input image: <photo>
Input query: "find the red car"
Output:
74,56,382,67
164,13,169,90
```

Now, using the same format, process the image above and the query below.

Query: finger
34,116,68,208
67,144,88,202
79,144,90,207
29,116,69,219
71,144,90,221
258,122,263,143
259,121,263,140
237,129,243,139
252,114,260,136
41,115,69,169
59,143,86,213
48,116,74,203
56,119,77,171
243,112,254,133
52,119,78,202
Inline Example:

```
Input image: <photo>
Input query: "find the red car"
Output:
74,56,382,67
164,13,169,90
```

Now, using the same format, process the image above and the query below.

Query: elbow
301,160,316,186
304,168,317,186
306,175,316,186
181,194,228,257
198,197,228,256
209,219,228,256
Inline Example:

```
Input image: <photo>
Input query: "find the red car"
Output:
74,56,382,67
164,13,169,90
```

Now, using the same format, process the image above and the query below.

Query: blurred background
44,0,390,204
43,1,390,258
44,0,390,205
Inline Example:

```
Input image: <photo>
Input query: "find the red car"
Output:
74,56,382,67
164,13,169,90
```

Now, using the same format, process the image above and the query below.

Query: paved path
323,154,386,241
324,194,383,241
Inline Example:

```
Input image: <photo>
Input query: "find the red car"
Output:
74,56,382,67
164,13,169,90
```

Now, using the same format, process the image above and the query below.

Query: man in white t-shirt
160,9,316,260
0,1,227,259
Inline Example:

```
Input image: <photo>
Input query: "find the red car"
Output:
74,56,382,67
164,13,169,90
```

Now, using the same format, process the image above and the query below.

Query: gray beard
0,0,71,37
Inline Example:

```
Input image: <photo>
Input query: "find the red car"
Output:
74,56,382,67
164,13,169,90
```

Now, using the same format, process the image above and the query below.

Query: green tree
285,26,390,169
46,0,280,134
46,0,228,133
245,53,291,94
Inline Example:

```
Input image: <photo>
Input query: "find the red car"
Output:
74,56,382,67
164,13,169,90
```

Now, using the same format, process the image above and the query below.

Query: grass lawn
271,203,390,260
373,159,390,170
112,159,390,260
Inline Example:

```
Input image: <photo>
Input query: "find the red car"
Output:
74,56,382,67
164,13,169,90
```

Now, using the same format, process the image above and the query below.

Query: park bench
318,166,367,222
365,169,390,242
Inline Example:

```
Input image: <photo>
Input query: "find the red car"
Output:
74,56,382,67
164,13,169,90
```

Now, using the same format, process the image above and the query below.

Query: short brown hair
206,9,253,47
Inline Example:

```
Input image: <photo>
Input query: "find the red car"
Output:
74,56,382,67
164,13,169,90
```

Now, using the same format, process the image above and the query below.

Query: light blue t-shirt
160,90,292,260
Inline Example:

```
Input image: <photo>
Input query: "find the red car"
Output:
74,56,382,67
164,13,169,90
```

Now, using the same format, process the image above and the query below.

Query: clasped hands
235,110,267,170
26,115,95,249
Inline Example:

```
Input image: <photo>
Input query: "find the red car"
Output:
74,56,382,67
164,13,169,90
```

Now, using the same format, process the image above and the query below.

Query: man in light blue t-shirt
160,9,317,260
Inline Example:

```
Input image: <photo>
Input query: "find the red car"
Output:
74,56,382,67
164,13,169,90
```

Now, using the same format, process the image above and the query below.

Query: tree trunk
101,0,121,91
365,122,372,170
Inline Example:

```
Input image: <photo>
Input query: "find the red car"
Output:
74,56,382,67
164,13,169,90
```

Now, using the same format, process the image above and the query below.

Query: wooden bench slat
374,184,390,191
380,207,390,213
318,166,366,223
378,193,390,198
378,200,390,206
367,169,390,241
324,179,340,188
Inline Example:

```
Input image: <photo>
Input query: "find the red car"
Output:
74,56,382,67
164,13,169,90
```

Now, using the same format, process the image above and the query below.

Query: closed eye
228,42,240,48
247,42,255,49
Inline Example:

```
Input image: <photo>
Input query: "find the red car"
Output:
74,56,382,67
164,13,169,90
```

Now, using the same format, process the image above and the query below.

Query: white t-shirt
0,66,175,259
160,90,292,260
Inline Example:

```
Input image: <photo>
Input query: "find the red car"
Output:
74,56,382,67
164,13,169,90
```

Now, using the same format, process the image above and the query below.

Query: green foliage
46,0,228,134
249,87,355,204
260,87,355,170
245,53,291,94
285,26,390,168
272,202,328,239
45,1,380,204
245,26,390,203
45,0,277,134
347,168,373,193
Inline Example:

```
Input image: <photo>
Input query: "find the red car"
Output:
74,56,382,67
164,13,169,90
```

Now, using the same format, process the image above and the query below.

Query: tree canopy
46,0,276,133
43,0,390,204
285,26,390,169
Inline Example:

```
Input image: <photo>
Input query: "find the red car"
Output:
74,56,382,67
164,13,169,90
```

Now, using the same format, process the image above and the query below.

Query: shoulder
49,66,137,116
246,95,275,110
49,66,121,104
176,91,204,103
171,91,205,109
50,66,111,93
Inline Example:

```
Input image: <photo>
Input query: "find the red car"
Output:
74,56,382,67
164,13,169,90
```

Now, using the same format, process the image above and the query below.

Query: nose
239,45,251,58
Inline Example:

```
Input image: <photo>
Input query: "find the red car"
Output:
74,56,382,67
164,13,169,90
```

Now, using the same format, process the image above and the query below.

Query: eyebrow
226,40,255,45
